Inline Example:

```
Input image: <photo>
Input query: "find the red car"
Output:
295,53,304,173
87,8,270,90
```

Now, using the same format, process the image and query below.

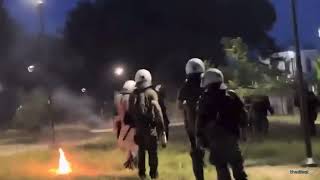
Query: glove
151,128,158,137
160,132,167,148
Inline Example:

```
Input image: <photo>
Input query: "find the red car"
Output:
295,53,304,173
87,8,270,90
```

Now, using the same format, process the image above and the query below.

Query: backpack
214,90,248,129
132,89,155,127
123,111,135,127
226,90,248,127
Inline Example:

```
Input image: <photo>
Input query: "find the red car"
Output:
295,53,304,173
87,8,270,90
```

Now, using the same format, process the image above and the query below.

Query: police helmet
201,68,227,89
185,58,205,75
122,80,136,93
135,69,152,89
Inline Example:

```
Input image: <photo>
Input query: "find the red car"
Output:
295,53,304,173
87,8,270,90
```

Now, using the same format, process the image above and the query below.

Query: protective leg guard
215,164,232,180
190,149,205,180
138,148,146,178
149,149,159,179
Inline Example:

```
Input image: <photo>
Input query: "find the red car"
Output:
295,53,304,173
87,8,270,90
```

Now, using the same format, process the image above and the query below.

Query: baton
123,127,133,141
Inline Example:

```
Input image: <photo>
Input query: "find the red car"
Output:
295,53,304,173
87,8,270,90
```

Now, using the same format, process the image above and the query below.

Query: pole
48,95,56,146
290,0,317,167
38,2,44,36
37,1,55,146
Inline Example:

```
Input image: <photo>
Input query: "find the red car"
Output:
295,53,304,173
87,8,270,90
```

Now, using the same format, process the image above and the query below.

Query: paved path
89,122,184,133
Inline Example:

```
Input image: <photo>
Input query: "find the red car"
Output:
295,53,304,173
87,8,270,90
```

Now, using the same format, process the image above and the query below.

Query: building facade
260,49,319,81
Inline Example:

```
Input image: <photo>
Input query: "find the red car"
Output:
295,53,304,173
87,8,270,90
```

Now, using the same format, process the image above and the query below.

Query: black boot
231,162,248,180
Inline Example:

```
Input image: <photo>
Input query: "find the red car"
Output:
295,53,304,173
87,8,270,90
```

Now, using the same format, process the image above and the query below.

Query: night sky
4,0,320,49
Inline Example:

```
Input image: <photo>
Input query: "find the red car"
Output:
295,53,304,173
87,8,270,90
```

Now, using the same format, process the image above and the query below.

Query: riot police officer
178,58,205,180
295,89,320,136
246,95,274,137
113,80,138,169
130,69,167,180
197,68,248,180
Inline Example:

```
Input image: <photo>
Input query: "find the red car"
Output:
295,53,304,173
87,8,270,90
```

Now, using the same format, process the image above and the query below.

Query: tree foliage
315,57,320,81
12,89,49,132
0,2,21,129
220,37,263,88
220,37,292,95
0,1,16,59
64,0,278,89
222,37,249,62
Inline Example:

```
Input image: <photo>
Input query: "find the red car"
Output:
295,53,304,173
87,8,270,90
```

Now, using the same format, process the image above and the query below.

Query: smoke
52,87,102,126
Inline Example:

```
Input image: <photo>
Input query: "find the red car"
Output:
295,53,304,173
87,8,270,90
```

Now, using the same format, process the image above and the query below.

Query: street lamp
34,0,56,146
17,105,23,111
114,66,124,76
290,0,317,167
27,65,36,73
35,0,45,36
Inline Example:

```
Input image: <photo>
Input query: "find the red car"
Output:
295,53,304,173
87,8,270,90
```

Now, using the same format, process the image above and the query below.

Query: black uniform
197,84,248,180
178,73,204,180
246,95,273,136
130,86,165,179
295,90,319,136
156,85,170,140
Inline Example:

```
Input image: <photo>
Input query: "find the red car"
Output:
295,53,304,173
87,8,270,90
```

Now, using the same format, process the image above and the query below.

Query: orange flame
50,148,72,175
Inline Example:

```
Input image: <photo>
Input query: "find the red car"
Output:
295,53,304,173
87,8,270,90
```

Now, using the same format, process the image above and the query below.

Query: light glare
114,67,124,76
37,0,44,5
27,65,35,73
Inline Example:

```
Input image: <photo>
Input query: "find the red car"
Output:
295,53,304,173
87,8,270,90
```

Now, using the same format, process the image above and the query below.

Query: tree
221,37,264,88
64,0,278,92
0,2,20,129
222,37,249,62
12,89,50,132
314,57,320,81
220,37,292,95
0,1,16,60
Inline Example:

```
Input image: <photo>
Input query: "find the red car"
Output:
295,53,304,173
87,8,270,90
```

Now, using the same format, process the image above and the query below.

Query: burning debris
49,148,72,175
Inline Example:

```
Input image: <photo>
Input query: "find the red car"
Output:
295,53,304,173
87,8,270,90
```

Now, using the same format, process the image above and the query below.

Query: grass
269,115,300,123
0,115,319,179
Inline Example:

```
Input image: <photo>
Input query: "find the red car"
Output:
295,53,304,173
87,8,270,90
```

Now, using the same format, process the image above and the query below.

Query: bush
12,89,50,132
